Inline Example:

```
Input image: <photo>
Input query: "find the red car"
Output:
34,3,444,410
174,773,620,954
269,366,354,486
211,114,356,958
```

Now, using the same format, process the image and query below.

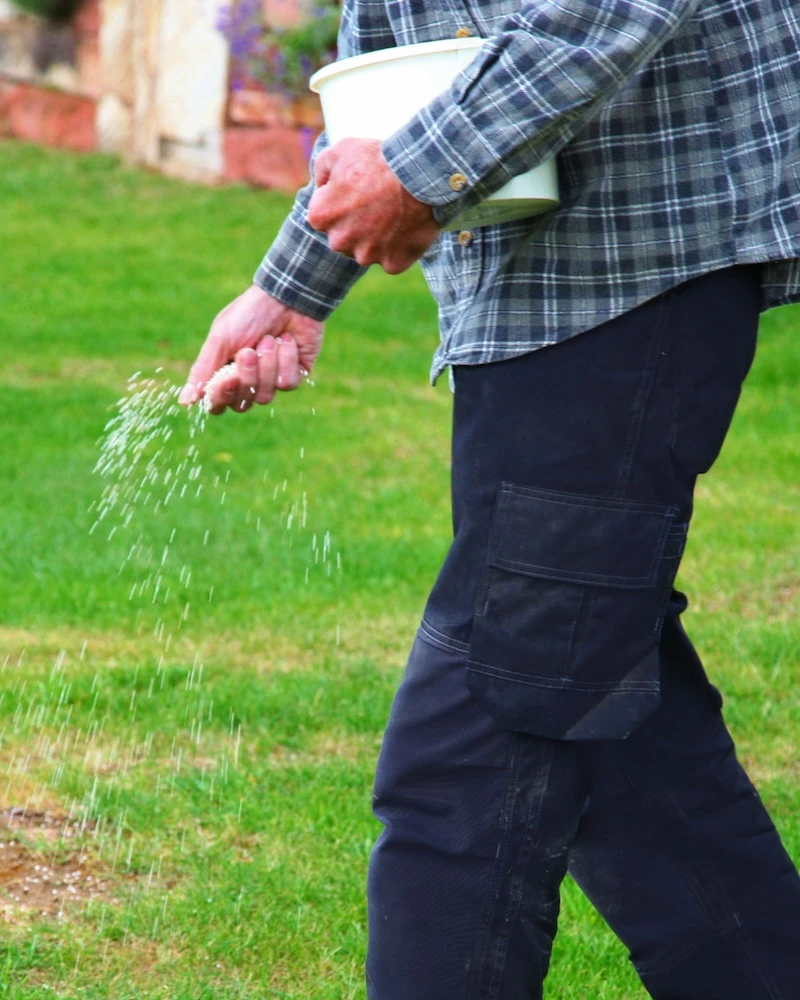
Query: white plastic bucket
309,38,559,231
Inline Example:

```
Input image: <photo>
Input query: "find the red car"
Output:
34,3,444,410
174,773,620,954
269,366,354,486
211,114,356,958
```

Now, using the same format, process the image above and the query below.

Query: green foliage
218,0,341,100
11,0,83,22
269,2,341,96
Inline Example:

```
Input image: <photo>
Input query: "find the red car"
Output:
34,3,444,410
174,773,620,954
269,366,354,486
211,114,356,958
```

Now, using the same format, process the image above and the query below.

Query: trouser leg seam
613,294,671,498
486,747,555,1000
465,742,525,1000
466,742,559,1000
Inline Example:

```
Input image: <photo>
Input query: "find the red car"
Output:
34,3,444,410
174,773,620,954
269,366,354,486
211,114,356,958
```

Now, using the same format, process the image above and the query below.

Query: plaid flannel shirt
254,0,800,383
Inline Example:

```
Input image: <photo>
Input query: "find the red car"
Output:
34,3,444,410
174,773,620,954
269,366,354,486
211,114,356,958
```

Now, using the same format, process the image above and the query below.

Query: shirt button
455,26,472,38
457,230,474,247
449,172,468,192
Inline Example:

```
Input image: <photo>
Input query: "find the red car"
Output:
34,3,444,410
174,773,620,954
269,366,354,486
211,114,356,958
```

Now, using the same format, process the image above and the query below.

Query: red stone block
224,125,315,192
289,94,324,130
0,80,23,138
9,85,96,152
228,88,291,128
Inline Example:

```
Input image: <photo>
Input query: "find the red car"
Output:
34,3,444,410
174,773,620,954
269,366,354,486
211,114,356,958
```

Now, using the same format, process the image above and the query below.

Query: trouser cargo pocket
466,484,686,741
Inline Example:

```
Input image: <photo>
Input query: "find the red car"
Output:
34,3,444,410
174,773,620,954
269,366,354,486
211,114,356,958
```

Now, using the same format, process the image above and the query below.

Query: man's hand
308,138,440,274
178,284,324,414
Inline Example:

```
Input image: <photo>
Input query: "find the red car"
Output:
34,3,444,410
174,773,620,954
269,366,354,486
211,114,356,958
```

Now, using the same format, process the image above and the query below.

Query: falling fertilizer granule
90,364,342,644
91,371,208,538
92,366,339,576
0,365,344,952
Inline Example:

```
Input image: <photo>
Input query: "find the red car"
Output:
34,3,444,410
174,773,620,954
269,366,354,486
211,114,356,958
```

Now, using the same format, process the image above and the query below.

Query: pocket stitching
490,558,668,589
493,483,676,588
419,619,470,655
497,481,679,515
467,662,660,693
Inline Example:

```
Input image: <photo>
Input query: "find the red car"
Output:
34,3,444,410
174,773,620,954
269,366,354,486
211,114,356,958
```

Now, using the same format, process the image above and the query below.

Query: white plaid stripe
255,0,800,382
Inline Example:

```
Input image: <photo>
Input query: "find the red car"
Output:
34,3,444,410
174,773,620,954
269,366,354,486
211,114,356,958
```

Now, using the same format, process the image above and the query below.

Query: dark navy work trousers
366,266,800,999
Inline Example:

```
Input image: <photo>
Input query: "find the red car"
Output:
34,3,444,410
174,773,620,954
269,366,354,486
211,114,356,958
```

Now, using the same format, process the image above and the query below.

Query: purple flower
216,0,340,98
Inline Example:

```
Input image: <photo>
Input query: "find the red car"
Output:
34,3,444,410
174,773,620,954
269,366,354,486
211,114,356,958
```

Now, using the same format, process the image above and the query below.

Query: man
180,0,800,995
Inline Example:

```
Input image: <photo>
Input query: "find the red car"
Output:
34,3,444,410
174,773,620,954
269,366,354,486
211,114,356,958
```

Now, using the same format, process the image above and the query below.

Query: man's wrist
256,211,367,321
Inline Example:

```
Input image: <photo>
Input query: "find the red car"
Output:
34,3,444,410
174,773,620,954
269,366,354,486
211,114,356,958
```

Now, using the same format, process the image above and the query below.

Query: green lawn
0,140,797,999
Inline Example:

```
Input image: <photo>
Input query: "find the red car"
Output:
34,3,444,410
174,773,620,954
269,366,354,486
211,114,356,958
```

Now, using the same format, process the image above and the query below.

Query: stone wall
96,0,230,182
0,0,318,191
0,0,99,151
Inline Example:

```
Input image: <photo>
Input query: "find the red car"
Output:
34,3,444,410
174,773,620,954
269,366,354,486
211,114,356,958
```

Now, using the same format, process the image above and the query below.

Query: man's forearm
254,204,367,321
255,130,368,321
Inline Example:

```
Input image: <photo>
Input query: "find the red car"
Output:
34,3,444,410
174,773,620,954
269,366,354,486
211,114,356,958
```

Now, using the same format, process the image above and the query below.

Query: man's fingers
232,347,259,414
308,186,335,233
206,369,239,415
179,331,228,405
277,334,301,391
180,285,322,412
194,335,302,412
314,148,334,188
255,336,278,404
381,250,418,275
327,224,357,258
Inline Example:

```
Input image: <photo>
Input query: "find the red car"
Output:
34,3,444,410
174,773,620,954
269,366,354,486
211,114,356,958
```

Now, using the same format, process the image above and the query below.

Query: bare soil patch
0,807,121,922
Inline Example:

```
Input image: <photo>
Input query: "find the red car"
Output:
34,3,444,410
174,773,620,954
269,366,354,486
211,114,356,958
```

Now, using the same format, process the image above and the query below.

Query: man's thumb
314,149,333,188
178,382,198,406
180,339,228,405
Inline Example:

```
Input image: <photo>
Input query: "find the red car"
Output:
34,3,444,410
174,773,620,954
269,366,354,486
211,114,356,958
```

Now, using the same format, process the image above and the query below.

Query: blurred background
0,2,798,998
0,0,337,190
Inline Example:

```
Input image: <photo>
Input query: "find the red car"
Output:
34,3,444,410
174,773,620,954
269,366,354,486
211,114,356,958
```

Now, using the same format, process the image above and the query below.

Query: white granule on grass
200,363,239,414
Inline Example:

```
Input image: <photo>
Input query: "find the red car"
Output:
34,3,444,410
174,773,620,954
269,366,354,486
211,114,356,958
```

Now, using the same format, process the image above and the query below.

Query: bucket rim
309,37,485,92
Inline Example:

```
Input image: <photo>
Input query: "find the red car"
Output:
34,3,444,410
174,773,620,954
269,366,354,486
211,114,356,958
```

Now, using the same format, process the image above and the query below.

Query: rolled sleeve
382,0,701,226
254,133,366,320
382,98,515,227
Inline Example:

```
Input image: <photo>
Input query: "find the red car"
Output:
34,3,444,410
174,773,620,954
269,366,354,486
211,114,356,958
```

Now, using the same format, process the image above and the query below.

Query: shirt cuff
382,94,516,228
254,202,366,321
